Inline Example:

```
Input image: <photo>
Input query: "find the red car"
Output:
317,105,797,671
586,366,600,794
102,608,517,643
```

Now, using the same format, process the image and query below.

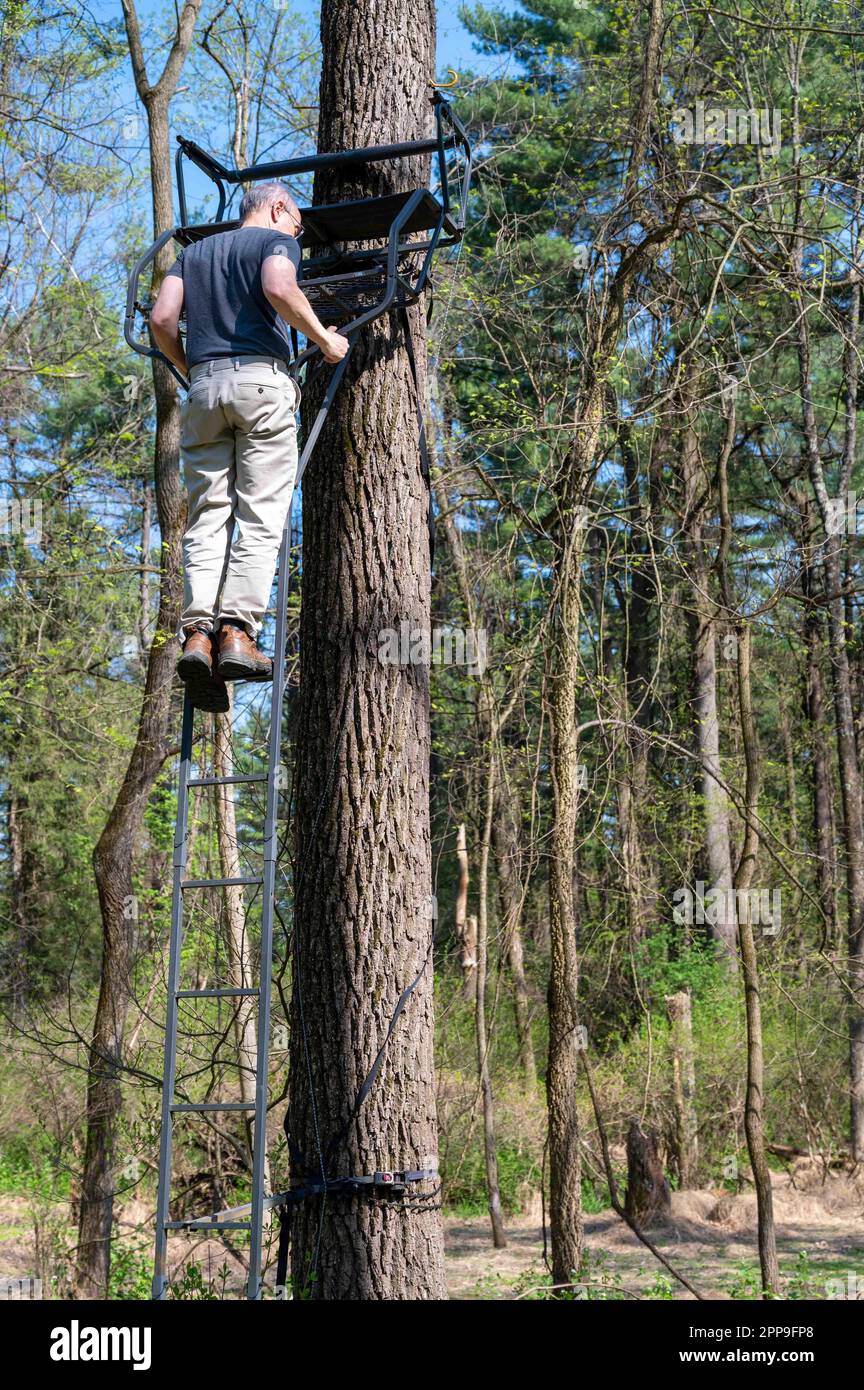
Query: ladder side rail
434,95,451,220
385,189,431,307
245,341,358,1300
435,97,472,233
246,417,303,1297
152,695,196,1300
401,213,444,300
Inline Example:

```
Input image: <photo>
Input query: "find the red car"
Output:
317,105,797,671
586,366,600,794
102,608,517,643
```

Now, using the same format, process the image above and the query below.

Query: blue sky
91,0,502,219
87,0,508,230
93,0,490,81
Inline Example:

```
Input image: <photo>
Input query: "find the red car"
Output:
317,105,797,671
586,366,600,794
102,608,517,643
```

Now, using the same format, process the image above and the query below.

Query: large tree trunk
546,459,590,1286
75,0,201,1300
618,425,659,947
734,627,780,1296
789,102,864,1158
285,0,445,1300
680,392,737,968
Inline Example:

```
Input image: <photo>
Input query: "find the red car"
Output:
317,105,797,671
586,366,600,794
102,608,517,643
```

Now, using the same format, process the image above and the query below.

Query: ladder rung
175,988,260,999
187,773,268,788
171,1102,257,1113
164,1220,252,1231
181,875,263,889
193,1192,287,1223
174,989,258,1000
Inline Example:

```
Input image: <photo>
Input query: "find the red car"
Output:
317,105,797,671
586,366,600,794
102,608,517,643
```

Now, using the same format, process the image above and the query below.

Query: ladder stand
125,94,471,1301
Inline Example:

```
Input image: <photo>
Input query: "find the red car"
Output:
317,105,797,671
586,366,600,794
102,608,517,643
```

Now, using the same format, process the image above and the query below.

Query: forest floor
447,1166,864,1299
0,1162,862,1299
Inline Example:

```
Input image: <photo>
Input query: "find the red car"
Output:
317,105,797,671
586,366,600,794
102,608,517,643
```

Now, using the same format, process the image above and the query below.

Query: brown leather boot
177,626,213,682
217,623,273,682
177,626,230,713
187,671,230,713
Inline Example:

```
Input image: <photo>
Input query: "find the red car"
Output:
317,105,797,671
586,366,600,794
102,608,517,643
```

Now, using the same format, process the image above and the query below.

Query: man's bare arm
149,275,188,374
261,255,349,363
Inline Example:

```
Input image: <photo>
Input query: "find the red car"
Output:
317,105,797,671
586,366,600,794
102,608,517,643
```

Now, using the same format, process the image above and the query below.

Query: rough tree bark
624,1121,671,1226
680,378,737,969
74,0,201,1299
618,423,659,947
734,627,780,1297
286,0,446,1299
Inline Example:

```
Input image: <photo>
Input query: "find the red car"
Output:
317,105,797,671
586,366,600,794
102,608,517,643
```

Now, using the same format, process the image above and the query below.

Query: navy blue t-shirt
166,226,301,367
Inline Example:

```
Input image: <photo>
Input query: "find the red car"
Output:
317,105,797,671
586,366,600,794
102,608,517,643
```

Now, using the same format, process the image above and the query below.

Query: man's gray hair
239,181,297,222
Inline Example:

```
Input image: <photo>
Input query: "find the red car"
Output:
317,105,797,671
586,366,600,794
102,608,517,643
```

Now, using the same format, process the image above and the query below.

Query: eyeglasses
276,202,303,238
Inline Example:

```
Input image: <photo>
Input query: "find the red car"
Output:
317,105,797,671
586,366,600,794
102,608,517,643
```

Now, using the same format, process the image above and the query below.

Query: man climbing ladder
125,88,471,1299
149,180,349,711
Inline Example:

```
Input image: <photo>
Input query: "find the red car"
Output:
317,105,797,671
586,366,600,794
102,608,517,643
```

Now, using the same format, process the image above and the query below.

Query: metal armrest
124,228,190,390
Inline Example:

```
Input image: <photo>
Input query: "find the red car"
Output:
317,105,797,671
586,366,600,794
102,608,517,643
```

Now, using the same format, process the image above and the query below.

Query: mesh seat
299,263,421,324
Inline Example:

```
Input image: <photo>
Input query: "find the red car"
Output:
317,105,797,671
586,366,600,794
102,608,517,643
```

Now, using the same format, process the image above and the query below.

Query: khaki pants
179,356,300,639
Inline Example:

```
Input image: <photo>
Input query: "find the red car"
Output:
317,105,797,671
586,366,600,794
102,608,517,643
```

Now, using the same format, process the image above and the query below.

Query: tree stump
624,1121,671,1225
